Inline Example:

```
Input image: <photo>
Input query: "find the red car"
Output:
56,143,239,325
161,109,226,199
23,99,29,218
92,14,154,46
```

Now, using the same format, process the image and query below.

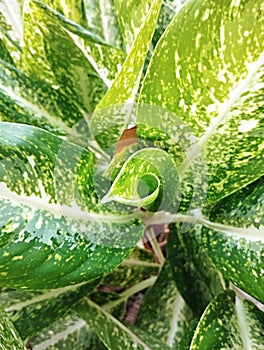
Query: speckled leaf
140,0,264,209
102,247,159,287
0,59,84,134
0,305,25,350
0,0,23,66
90,0,162,149
167,223,225,316
190,290,264,349
75,298,160,350
0,0,24,47
199,176,264,303
0,122,143,289
82,0,123,48
136,261,193,348
0,280,99,339
114,0,153,52
102,148,179,211
41,0,87,29
29,314,107,350
20,0,124,121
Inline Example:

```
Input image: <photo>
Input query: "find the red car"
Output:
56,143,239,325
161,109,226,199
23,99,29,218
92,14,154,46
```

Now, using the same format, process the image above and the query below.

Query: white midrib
145,211,264,242
0,84,72,134
0,0,23,45
0,183,139,223
33,318,87,350
166,293,185,347
235,298,252,350
5,282,87,312
99,0,110,44
179,51,264,176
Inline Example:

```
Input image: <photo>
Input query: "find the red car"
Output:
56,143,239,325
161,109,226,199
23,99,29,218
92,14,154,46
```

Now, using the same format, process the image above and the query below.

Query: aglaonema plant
0,0,263,349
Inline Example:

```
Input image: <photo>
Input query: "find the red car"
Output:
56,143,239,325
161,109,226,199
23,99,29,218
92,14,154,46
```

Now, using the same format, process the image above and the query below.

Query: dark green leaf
0,123,143,289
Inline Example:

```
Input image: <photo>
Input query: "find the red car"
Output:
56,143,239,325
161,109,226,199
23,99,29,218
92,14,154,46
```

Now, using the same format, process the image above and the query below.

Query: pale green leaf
90,0,162,149
136,261,192,348
75,298,158,350
0,122,143,289
102,148,179,211
0,0,24,46
139,0,264,209
114,0,153,52
0,280,99,339
190,290,264,349
82,0,123,48
0,304,25,350
41,0,88,29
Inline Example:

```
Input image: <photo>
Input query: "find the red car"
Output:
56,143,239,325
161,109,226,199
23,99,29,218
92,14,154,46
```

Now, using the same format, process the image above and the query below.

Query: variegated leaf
139,0,264,210
0,122,143,289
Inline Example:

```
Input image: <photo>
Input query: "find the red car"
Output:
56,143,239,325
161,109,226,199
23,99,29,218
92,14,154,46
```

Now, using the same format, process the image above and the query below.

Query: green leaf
0,122,143,289
90,0,162,149
40,0,88,29
167,223,224,316
82,0,123,48
20,0,124,122
0,0,24,46
190,290,264,349
0,59,84,134
0,304,26,350
29,313,107,350
102,247,159,287
75,298,160,350
102,148,179,211
114,0,153,52
0,280,99,339
136,261,192,348
139,0,264,208
0,0,23,65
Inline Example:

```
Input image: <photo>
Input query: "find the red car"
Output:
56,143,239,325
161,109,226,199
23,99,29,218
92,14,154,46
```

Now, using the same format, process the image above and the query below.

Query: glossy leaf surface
140,0,264,209
0,123,143,289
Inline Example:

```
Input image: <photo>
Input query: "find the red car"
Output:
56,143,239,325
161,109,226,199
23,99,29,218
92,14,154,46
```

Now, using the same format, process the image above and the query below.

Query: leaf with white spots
0,305,26,350
189,290,264,349
136,261,193,348
0,280,99,340
19,0,125,121
102,148,179,211
28,314,107,350
75,297,166,350
82,0,123,48
114,0,153,52
139,0,264,209
90,0,162,149
40,0,88,30
102,247,159,287
0,0,24,47
198,176,264,303
0,122,144,289
167,223,224,316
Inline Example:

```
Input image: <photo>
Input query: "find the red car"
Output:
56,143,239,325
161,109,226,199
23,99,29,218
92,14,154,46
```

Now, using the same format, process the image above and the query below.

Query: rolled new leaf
0,123,143,290
102,148,180,212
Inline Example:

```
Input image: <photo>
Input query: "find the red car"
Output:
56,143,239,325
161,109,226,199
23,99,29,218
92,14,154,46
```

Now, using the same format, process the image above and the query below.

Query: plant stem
145,227,165,265
102,276,156,312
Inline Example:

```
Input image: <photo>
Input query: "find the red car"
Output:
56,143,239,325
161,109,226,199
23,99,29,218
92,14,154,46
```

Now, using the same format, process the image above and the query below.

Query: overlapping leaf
75,298,169,350
189,290,264,349
139,0,264,209
0,123,143,289
90,0,162,149
0,305,25,349
0,280,99,340
136,261,192,348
